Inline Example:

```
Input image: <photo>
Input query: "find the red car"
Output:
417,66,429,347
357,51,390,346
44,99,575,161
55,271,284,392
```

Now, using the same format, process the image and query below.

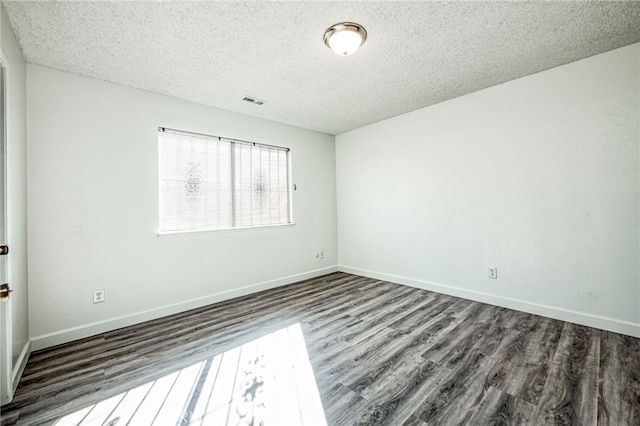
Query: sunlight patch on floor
53,323,327,426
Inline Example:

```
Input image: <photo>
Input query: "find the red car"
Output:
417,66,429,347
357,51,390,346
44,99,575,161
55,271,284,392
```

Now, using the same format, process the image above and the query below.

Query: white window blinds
158,128,291,233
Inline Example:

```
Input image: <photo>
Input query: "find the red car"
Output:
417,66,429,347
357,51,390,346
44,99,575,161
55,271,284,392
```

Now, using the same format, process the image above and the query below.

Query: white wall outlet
315,251,324,259
488,268,498,279
93,289,105,304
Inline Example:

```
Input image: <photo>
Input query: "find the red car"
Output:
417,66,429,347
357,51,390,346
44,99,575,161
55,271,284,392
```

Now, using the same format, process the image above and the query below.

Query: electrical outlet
93,289,105,304
315,251,324,259
488,268,498,279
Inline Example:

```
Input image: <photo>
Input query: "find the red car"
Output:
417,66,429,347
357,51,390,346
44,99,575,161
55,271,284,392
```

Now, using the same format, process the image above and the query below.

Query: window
158,127,291,233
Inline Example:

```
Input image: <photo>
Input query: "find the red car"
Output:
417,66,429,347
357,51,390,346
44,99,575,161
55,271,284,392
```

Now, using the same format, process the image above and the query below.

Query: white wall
27,65,337,349
1,3,29,393
337,43,640,337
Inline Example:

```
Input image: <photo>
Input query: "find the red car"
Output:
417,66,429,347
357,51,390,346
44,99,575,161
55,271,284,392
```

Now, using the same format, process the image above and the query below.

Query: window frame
157,127,294,235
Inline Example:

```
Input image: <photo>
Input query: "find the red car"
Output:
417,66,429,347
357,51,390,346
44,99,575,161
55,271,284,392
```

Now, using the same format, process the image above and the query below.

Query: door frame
0,58,12,405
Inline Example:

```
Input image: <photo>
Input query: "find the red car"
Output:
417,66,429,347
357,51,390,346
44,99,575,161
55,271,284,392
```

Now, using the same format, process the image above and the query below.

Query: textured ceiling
4,1,640,135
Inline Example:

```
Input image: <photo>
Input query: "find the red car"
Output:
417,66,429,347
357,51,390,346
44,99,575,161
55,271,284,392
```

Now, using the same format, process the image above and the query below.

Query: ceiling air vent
242,96,266,106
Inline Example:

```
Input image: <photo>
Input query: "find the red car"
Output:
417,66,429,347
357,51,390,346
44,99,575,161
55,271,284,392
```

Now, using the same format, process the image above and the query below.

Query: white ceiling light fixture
324,22,367,56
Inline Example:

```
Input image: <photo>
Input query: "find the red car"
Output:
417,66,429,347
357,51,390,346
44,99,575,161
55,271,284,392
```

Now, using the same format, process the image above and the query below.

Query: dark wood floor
1,272,639,425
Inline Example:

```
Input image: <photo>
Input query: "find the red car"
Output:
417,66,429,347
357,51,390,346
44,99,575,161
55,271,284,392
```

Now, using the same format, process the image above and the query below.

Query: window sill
156,222,296,237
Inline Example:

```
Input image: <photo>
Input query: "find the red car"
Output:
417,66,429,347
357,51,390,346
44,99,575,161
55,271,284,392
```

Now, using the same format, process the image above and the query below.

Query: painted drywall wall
27,65,337,349
1,3,29,391
337,43,640,337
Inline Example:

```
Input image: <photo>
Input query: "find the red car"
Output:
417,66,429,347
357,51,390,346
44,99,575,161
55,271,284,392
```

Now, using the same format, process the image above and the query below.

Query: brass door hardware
0,283,11,301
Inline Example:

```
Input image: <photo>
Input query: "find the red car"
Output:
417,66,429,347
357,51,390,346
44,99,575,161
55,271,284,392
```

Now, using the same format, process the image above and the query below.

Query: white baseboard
31,266,339,351
339,265,640,338
12,340,30,394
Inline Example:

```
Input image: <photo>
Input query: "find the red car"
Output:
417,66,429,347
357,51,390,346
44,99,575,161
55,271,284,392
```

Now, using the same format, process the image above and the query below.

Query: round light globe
324,23,367,56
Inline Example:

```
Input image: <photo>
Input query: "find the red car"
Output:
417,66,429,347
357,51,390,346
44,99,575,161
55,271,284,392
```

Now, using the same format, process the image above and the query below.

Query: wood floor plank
320,382,369,425
482,317,554,398
465,386,538,426
534,323,600,425
1,272,637,426
350,359,442,425
511,318,564,405
341,314,463,399
411,323,513,424
387,295,459,334
597,330,640,426
420,317,492,365
311,326,402,379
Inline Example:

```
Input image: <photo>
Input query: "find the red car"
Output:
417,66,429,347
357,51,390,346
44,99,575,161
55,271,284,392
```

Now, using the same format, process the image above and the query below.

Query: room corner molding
11,340,30,396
